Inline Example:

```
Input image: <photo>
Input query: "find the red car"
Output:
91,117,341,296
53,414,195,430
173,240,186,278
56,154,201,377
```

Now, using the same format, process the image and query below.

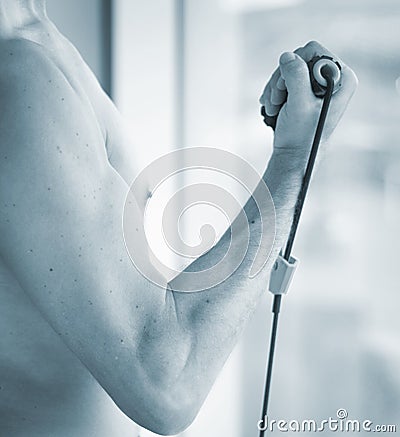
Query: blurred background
47,0,400,435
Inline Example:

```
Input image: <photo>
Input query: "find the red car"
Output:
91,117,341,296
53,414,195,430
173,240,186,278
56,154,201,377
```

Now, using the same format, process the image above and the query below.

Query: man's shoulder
0,36,100,174
0,37,78,119
0,37,56,82
0,37,82,132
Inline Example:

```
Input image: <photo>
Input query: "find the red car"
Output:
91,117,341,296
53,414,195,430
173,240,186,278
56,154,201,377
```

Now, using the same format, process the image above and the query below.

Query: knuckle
305,40,321,50
294,46,304,56
295,42,322,61
299,40,336,64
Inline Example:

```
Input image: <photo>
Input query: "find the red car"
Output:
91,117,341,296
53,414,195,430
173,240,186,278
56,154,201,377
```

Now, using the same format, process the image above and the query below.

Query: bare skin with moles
0,1,357,436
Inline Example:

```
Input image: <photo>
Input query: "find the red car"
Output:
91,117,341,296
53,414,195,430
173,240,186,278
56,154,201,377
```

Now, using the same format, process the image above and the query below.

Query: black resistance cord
259,58,340,436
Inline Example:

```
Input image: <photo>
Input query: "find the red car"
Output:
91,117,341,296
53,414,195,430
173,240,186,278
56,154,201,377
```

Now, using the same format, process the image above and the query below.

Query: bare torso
0,18,140,437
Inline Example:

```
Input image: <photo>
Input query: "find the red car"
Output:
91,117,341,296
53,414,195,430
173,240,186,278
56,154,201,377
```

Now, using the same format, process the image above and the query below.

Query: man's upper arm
0,42,173,428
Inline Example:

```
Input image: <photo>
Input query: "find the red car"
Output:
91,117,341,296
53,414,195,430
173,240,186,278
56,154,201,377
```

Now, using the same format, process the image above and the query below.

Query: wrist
263,148,307,212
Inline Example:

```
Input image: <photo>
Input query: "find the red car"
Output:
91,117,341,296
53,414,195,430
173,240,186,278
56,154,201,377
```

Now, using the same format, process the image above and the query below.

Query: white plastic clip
269,254,299,295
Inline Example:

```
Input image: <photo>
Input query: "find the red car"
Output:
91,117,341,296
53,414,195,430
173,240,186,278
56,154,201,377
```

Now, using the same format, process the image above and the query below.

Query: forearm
137,40,357,428
160,147,309,406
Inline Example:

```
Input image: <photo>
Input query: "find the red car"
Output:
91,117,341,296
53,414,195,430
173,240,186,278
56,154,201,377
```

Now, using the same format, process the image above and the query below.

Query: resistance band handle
261,55,342,130
308,55,342,97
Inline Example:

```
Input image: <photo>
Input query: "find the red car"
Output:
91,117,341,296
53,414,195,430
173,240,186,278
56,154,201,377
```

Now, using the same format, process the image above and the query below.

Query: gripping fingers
259,65,283,116
276,76,287,91
261,50,313,121
294,40,338,64
271,85,287,106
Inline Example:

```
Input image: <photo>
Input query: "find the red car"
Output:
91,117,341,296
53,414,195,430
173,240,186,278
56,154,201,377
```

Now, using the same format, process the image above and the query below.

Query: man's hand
259,41,358,151
258,41,358,253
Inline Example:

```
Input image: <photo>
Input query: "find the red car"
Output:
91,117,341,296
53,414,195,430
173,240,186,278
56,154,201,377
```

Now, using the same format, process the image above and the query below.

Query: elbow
120,386,200,436
115,336,201,435
137,364,201,435
144,407,198,436
134,317,200,433
118,299,203,434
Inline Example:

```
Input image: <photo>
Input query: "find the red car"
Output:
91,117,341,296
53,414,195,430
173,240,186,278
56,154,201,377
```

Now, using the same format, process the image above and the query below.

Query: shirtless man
0,1,357,436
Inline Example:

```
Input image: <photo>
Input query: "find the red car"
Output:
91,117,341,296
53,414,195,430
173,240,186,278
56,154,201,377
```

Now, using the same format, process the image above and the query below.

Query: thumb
279,52,313,103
